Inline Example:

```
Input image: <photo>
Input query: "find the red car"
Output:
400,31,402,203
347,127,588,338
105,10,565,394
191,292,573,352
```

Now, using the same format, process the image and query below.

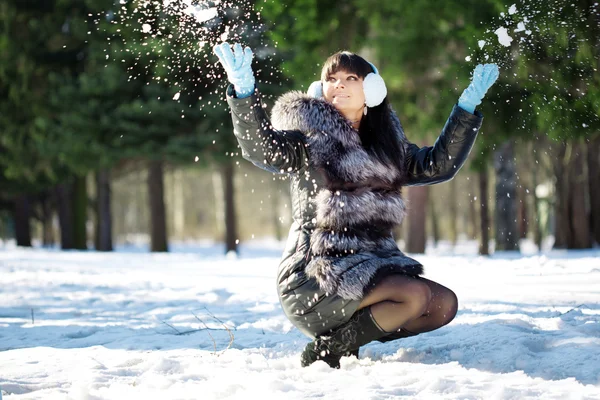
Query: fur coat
271,91,423,300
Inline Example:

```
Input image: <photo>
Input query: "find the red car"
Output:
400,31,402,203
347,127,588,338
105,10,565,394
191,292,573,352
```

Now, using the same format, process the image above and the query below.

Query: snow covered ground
1,240,599,399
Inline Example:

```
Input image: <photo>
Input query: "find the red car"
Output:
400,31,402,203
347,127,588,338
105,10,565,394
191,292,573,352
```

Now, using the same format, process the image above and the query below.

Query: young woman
214,42,499,368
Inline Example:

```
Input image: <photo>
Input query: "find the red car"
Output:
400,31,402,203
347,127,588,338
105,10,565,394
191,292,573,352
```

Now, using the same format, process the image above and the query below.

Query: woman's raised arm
404,104,483,186
226,85,308,174
404,63,499,186
215,42,308,174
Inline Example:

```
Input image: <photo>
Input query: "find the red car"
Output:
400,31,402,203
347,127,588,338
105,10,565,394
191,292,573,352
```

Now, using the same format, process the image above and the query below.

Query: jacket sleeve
226,85,309,174
403,104,483,186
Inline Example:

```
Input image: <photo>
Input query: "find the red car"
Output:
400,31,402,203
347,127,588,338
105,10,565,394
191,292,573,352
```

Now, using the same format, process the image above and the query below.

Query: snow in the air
494,26,514,47
514,22,527,33
1,240,599,399
183,4,218,24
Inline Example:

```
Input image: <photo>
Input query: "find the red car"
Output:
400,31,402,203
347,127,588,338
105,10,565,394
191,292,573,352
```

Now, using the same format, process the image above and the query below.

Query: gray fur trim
271,91,403,185
315,189,407,229
306,253,424,300
310,229,398,256
309,133,399,184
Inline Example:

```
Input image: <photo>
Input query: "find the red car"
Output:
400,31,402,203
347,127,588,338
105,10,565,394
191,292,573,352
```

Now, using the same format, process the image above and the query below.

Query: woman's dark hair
321,51,406,174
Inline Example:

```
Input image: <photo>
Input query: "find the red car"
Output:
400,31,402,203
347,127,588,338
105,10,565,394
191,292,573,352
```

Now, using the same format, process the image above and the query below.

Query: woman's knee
388,275,432,315
432,287,458,326
443,288,459,324
411,279,433,316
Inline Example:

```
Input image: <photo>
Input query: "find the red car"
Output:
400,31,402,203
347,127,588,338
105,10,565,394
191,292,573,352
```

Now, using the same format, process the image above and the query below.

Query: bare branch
192,312,217,352
159,309,235,355
161,320,181,335
194,308,235,355
202,306,236,331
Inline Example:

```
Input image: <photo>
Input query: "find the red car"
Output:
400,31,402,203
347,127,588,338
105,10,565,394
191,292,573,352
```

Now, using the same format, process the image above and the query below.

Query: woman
213,42,499,368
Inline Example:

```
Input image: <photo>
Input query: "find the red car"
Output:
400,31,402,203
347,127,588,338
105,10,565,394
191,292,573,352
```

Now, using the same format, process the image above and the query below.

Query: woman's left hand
458,64,500,114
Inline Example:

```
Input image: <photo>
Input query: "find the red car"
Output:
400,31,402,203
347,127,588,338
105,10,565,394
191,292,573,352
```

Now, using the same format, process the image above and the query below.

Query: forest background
1,0,598,255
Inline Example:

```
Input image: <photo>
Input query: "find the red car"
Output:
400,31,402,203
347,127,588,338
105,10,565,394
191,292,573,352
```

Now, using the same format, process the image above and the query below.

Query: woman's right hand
213,42,255,98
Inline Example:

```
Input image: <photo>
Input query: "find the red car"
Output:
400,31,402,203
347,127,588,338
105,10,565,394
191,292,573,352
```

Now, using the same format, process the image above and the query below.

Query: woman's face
322,70,365,116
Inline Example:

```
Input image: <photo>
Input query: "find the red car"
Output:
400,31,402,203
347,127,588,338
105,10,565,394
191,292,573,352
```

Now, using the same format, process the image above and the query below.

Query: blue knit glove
213,42,255,98
458,64,500,114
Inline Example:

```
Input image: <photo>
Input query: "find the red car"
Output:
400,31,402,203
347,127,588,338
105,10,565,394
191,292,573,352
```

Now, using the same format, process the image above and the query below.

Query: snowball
478,40,487,49
494,27,514,47
142,24,151,33
173,92,181,100
465,56,472,62
508,4,518,15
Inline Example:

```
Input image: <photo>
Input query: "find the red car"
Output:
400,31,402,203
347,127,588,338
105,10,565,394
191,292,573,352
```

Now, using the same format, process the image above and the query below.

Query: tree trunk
172,169,185,240
73,175,88,250
530,149,543,252
517,184,528,240
212,170,224,239
95,169,113,251
222,160,238,255
468,177,478,240
494,141,518,251
14,195,32,247
41,193,54,246
56,182,75,249
588,135,600,245
428,194,440,247
148,160,168,252
406,186,428,253
271,178,283,242
567,141,591,248
449,177,458,245
553,142,570,248
478,168,490,255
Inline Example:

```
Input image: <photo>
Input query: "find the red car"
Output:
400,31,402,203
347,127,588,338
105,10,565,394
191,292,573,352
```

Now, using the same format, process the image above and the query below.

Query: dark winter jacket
226,85,483,337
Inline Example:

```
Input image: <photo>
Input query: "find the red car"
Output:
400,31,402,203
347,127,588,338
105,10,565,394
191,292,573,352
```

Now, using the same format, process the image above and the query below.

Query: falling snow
185,6,218,23
494,27,513,47
94,0,276,119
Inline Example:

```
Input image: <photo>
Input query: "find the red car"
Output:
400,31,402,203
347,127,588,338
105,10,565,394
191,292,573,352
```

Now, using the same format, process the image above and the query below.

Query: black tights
358,275,458,340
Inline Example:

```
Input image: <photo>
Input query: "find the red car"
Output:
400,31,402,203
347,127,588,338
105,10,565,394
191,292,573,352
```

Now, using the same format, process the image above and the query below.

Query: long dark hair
321,51,406,173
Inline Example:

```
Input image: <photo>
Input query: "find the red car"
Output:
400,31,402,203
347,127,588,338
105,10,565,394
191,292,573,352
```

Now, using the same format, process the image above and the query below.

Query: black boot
344,348,359,359
300,307,386,368
376,327,418,343
343,329,415,361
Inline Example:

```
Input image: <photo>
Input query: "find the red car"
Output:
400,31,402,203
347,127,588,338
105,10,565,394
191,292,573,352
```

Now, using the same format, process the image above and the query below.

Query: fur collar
271,91,408,186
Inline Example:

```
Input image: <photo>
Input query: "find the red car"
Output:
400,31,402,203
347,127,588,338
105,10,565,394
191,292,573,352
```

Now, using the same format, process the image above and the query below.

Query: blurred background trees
1,0,598,254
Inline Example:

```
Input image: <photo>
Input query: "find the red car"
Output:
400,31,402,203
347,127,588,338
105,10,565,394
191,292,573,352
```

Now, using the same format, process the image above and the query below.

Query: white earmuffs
307,61,387,108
